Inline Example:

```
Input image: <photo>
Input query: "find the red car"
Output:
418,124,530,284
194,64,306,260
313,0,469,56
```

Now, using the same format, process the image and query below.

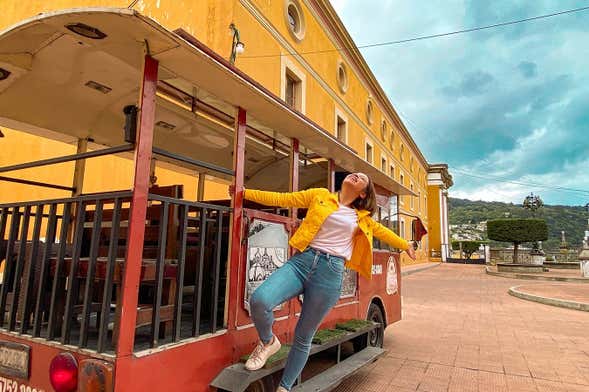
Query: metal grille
0,192,231,353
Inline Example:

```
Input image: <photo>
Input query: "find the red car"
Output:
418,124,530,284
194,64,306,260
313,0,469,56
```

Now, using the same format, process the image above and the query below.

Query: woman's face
342,172,369,198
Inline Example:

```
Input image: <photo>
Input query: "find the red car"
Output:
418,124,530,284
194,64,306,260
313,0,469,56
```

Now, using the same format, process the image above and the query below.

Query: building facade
0,0,450,264
427,164,453,261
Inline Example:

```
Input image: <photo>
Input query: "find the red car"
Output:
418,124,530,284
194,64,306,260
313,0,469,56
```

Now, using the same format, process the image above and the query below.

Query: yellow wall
427,185,442,256
1,0,437,262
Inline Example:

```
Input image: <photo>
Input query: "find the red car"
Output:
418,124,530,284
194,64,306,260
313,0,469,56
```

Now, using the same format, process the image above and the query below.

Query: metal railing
0,192,231,353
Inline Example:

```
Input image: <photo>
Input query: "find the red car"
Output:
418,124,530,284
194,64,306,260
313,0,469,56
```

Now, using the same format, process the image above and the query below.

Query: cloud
441,70,495,98
331,0,589,205
518,61,537,78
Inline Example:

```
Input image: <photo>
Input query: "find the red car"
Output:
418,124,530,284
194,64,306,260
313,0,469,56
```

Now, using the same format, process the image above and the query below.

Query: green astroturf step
335,319,374,332
239,320,372,367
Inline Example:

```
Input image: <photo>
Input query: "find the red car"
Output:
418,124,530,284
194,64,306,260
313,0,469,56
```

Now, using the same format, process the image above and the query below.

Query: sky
331,0,589,206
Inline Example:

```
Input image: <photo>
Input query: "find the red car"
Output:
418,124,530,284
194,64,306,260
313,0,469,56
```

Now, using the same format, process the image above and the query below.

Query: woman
236,172,416,392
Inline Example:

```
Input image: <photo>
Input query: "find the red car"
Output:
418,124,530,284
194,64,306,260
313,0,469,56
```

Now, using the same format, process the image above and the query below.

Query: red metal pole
328,158,336,192
289,138,299,218
116,55,159,357
226,107,246,331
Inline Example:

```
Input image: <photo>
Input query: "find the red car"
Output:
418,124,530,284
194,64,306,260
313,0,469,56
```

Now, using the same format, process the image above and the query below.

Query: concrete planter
581,260,589,278
497,263,544,273
529,253,545,266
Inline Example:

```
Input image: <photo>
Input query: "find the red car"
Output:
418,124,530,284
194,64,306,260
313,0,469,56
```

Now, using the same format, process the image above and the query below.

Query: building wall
427,185,442,259
1,0,436,262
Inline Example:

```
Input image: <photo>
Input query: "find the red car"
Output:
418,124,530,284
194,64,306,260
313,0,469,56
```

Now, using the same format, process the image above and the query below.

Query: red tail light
49,353,78,392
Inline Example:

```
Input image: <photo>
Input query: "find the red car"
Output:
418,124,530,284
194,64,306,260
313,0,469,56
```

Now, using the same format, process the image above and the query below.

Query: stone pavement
335,264,589,392
514,283,589,304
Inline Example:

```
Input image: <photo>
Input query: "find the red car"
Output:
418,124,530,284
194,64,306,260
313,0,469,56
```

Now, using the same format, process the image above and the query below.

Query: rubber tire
366,303,384,348
353,303,385,352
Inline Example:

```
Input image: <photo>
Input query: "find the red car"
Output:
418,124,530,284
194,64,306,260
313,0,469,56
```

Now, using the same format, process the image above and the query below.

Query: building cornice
428,163,453,188
308,0,428,168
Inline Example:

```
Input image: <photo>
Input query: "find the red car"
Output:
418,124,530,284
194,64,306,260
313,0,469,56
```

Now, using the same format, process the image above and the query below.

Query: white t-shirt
309,203,358,260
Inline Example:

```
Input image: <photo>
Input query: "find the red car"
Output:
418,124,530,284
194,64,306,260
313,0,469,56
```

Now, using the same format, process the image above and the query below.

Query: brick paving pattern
515,283,589,304
334,264,589,391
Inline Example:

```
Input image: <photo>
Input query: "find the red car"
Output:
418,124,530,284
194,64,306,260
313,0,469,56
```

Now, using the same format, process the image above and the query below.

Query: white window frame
280,56,306,114
334,106,348,144
381,155,387,173
365,138,374,165
410,182,415,210
399,171,405,205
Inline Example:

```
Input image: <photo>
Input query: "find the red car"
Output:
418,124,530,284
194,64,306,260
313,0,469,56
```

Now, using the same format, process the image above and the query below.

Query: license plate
0,342,30,379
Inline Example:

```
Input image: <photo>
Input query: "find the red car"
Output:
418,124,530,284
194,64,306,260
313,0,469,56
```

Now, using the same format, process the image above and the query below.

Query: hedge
487,219,548,262
487,219,548,243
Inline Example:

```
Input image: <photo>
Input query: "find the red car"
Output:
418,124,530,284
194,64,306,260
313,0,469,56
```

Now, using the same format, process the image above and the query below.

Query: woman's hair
352,177,377,214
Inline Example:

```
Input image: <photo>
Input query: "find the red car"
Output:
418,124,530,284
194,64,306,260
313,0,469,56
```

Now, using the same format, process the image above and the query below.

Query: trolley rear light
78,359,114,392
49,353,78,392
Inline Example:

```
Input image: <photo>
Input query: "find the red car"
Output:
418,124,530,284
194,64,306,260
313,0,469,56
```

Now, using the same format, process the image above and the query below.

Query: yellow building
0,0,451,265
427,164,453,261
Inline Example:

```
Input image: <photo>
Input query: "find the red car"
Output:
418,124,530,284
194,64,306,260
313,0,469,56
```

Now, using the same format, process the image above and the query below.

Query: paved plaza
335,264,589,391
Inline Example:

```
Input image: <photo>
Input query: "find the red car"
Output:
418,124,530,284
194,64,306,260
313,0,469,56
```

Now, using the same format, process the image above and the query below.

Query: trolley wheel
353,303,384,352
244,374,276,392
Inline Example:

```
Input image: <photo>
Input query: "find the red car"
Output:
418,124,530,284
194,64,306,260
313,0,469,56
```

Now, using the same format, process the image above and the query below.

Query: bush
451,240,483,259
487,219,548,262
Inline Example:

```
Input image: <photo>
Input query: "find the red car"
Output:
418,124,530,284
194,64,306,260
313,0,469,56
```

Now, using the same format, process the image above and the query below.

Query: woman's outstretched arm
242,188,323,208
370,218,416,259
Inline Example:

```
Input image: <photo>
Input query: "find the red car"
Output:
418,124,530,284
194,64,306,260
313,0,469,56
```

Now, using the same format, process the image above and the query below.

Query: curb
401,263,440,277
485,266,589,283
508,285,589,312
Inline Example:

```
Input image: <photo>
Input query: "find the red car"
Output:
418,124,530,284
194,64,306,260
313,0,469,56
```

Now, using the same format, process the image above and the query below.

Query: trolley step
210,321,381,392
292,346,386,392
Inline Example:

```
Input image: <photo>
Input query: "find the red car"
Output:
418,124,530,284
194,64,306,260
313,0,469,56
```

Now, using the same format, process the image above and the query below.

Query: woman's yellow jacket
244,188,409,279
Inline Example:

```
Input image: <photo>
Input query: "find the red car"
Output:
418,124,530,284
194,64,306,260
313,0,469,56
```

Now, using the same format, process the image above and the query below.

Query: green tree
451,240,483,259
487,219,548,263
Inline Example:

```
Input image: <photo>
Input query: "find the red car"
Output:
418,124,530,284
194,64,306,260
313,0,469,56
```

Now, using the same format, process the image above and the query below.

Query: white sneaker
244,336,281,371
276,387,289,392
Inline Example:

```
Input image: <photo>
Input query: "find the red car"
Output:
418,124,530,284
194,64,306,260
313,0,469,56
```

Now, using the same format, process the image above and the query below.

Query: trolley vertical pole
328,158,336,192
116,54,159,358
226,107,246,333
289,138,299,218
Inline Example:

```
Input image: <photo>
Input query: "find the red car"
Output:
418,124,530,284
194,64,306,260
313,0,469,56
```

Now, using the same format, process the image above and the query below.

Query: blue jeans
249,247,345,390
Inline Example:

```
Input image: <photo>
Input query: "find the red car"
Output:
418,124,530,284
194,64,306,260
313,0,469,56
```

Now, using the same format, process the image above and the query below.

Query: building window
410,156,414,172
399,173,404,185
285,73,299,109
336,60,348,94
400,143,405,161
336,114,347,143
281,57,306,114
400,219,406,238
410,183,414,209
418,191,421,211
366,99,374,125
389,164,395,178
365,141,373,164
285,0,306,41
389,130,395,149
381,156,387,172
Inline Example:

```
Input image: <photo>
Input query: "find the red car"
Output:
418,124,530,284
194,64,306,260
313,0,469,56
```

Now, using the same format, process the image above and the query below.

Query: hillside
448,198,588,250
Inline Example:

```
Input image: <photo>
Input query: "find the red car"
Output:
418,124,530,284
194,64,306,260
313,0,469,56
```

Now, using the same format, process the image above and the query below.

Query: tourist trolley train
0,8,421,392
